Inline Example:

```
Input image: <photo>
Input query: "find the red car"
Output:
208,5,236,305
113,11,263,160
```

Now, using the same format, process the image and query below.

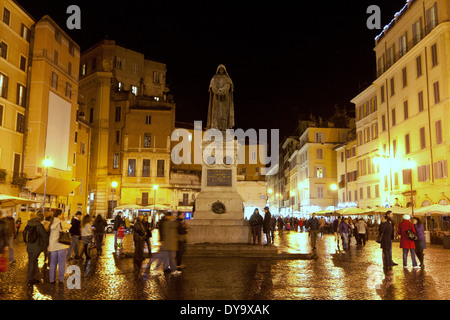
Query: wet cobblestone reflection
0,231,449,300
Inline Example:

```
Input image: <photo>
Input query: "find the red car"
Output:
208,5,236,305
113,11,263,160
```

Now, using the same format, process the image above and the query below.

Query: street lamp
406,158,415,216
42,156,52,211
153,184,158,212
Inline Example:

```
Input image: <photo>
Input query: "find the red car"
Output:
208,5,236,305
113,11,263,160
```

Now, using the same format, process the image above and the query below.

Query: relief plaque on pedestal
206,169,232,187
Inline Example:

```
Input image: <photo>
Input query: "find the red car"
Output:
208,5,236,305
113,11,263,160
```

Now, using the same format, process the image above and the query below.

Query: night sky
17,0,407,137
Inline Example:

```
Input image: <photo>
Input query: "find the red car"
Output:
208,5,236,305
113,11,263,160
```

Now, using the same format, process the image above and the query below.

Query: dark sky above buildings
17,0,406,137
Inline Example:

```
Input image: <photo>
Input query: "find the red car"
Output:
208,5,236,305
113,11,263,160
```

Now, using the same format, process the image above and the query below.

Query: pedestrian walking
116,222,125,258
0,211,8,273
339,217,351,252
299,218,304,232
270,215,276,243
356,218,367,246
92,214,106,256
125,216,131,234
412,217,426,268
113,211,124,249
262,207,272,245
42,211,51,265
249,209,263,245
4,210,16,265
142,215,153,259
15,217,22,235
24,212,48,284
176,212,188,269
277,216,284,234
319,217,326,237
333,217,341,250
67,211,82,260
151,212,181,275
80,214,93,261
398,214,419,269
307,213,320,251
133,213,146,269
48,209,71,284
379,213,394,270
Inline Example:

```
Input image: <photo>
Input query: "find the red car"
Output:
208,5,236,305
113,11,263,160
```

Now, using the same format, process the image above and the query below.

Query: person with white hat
398,214,419,269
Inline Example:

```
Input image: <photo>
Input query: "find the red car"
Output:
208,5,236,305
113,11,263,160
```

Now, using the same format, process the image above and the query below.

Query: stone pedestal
186,136,251,244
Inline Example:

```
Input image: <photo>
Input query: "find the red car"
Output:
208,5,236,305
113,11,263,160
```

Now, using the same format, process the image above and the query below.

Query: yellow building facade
0,0,33,196
371,0,450,208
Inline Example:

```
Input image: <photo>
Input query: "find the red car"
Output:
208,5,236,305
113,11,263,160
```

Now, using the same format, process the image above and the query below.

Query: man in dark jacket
68,211,82,260
133,213,146,270
25,212,49,284
249,209,263,245
262,207,273,245
307,213,320,251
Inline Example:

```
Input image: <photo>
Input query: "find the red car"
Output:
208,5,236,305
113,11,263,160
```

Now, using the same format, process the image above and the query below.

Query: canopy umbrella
336,207,366,215
113,204,143,210
313,209,336,216
0,194,39,207
414,204,450,215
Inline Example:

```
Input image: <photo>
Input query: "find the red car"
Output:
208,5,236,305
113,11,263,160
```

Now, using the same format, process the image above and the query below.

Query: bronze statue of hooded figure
207,64,235,131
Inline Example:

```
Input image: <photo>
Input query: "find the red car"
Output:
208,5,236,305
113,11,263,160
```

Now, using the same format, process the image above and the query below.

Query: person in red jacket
398,214,419,269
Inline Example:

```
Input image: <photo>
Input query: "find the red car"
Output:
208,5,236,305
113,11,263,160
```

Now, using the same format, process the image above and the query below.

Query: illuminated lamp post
111,181,118,218
153,184,158,212
42,156,52,212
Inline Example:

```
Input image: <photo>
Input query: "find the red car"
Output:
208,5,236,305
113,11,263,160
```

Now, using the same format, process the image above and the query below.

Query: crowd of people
0,205,429,285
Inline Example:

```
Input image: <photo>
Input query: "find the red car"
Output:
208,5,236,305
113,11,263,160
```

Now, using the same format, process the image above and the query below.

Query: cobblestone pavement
0,230,449,300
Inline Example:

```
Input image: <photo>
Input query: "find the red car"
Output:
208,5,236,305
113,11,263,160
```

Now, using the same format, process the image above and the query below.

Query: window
113,153,119,169
426,2,438,33
387,45,395,68
157,159,165,177
403,100,408,120
115,106,121,122
51,72,58,89
399,33,407,57
405,134,410,154
375,184,380,198
20,56,26,71
0,41,7,59
359,187,364,200
55,29,61,44
153,72,162,84
391,108,396,126
0,104,3,126
420,127,426,149
393,140,397,158
434,160,448,179
89,107,94,124
418,91,424,112
381,115,386,132
144,133,151,148
3,7,10,25
16,112,24,133
354,190,358,201
54,50,58,65
81,64,86,76
145,115,151,125
431,43,438,67
182,193,189,205
316,148,323,159
16,83,25,107
435,120,442,144
115,57,123,69
317,187,324,199
115,130,120,144
313,132,324,143
433,81,440,104
21,24,30,42
403,169,412,185
390,77,395,96
142,159,150,177
65,82,72,99
315,167,325,178
348,191,352,202
1,73,9,98
412,18,423,44
402,67,407,87
80,142,86,155
417,164,430,182
131,86,138,96
380,85,385,103
74,131,77,143
141,193,148,206
416,55,422,77
367,186,371,199
128,159,136,177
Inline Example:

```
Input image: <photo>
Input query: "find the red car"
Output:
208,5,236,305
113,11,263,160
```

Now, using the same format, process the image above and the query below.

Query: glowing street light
42,156,52,211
